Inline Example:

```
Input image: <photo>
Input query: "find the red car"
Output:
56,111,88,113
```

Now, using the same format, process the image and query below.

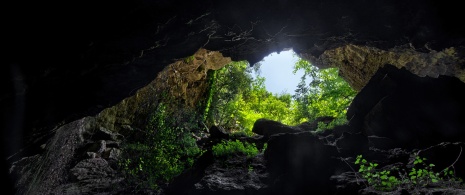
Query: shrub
212,140,259,158
316,116,348,132
120,102,204,190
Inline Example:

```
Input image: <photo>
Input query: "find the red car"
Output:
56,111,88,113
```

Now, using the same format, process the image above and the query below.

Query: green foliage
184,55,195,64
293,58,356,123
203,70,217,122
355,154,464,192
316,116,349,132
207,61,254,130
235,77,298,133
208,61,298,135
262,143,268,153
212,140,259,158
208,57,355,135
356,155,400,191
120,101,204,191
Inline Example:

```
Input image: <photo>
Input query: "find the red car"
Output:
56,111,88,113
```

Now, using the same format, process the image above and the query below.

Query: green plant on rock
184,55,195,64
212,140,259,158
355,154,464,192
408,156,440,185
355,155,400,191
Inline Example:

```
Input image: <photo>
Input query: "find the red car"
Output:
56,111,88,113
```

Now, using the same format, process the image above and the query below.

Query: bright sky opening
252,50,306,96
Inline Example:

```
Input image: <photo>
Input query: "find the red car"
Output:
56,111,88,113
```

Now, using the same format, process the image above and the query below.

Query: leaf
389,176,397,182
432,179,438,183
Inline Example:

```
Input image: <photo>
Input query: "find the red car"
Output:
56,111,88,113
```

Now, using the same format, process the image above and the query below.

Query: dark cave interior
3,0,465,194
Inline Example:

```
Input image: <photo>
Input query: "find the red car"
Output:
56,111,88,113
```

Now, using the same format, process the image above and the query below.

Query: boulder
264,132,342,195
252,118,302,138
347,65,465,149
209,125,229,140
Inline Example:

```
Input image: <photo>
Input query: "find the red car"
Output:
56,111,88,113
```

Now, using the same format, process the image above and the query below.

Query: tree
208,57,356,135
207,61,254,129
292,58,356,123
208,61,297,134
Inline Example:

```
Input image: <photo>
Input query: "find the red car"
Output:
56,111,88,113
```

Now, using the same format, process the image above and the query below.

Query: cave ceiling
3,0,465,158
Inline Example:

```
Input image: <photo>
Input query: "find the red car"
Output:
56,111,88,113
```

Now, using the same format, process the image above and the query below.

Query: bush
120,102,204,191
212,140,259,158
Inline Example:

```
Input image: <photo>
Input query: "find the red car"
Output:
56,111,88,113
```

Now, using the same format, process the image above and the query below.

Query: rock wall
301,44,465,91
9,117,125,194
96,48,230,132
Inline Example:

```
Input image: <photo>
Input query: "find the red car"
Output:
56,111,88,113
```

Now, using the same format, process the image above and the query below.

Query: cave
3,0,465,194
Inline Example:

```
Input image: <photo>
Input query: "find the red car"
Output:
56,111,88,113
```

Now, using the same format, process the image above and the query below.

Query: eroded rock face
9,117,124,194
190,154,269,195
301,45,465,91
96,48,230,132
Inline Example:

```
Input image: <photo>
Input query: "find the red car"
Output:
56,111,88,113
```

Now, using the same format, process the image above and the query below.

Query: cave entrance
205,49,357,135
251,49,305,96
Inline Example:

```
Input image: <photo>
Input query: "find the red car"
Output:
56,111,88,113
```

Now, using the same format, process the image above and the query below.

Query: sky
252,50,305,96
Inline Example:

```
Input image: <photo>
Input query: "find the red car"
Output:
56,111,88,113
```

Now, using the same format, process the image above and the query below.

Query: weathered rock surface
97,48,230,132
303,44,465,90
9,117,125,195
190,154,269,195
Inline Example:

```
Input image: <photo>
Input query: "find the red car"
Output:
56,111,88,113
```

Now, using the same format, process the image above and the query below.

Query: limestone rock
96,48,231,132
53,158,123,194
302,45,465,91
191,154,269,195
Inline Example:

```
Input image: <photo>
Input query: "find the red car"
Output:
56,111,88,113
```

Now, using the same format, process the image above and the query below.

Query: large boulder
347,65,465,149
252,118,303,138
264,132,342,195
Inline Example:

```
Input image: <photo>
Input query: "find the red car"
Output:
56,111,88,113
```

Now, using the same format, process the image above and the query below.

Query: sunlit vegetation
206,57,356,135
212,140,260,158
293,58,357,130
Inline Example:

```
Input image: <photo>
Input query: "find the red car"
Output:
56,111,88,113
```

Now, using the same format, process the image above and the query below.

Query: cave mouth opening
250,49,305,96
205,48,357,136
